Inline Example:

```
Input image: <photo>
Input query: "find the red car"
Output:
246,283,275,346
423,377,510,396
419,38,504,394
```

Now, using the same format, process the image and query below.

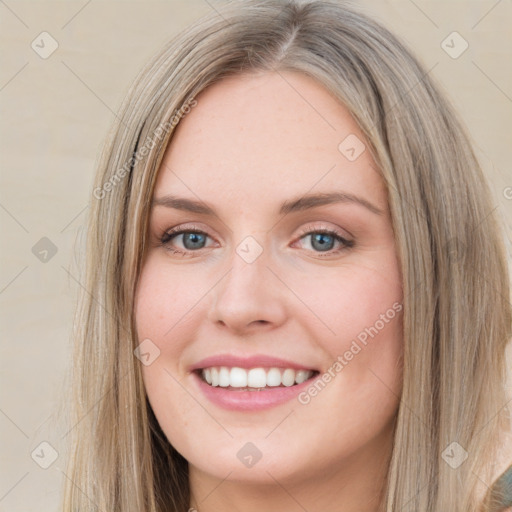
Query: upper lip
189,354,318,372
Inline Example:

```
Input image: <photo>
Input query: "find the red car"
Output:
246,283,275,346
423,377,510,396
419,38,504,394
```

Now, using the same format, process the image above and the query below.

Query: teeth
211,367,219,387
230,367,247,387
295,370,310,384
282,368,295,387
219,367,230,387
200,366,314,388
266,368,281,387
248,368,266,388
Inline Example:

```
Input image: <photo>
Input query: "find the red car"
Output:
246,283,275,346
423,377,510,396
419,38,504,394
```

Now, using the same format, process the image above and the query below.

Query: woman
61,1,512,510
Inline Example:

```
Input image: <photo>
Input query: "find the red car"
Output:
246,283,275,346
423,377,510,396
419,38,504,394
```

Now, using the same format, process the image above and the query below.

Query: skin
134,70,404,512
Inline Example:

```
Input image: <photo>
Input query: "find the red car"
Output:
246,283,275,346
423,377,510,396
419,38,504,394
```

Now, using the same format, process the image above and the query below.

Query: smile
199,366,318,390
190,355,320,411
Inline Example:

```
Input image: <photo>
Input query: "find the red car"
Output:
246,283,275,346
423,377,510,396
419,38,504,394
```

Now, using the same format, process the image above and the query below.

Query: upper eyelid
162,221,350,237
295,223,351,239
161,223,352,246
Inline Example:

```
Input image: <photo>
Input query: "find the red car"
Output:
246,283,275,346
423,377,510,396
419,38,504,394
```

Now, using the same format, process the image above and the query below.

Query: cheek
293,256,403,409
134,257,211,443
136,262,201,452
134,249,404,473
292,256,403,351
134,256,203,357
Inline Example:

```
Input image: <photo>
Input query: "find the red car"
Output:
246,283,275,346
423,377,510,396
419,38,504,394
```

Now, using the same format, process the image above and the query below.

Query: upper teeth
201,367,313,388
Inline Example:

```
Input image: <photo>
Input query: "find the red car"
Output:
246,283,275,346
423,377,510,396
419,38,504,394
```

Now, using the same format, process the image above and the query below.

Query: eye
157,224,354,258
293,226,354,256
159,225,215,256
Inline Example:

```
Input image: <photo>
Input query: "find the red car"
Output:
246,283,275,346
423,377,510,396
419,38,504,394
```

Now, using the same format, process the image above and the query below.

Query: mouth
190,354,321,410
196,366,320,391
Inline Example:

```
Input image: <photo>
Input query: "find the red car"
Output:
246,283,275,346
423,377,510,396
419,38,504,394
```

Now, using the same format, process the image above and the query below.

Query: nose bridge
220,235,271,304
208,234,287,331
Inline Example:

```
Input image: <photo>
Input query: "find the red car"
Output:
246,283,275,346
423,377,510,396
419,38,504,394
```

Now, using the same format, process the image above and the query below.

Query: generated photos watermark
298,301,403,405
93,96,197,200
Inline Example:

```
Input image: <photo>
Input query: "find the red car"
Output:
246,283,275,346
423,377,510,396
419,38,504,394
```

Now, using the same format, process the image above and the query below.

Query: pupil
184,233,205,249
312,233,334,252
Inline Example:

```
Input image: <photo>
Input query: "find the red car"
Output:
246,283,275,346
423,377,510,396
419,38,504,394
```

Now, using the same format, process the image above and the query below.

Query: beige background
0,1,511,510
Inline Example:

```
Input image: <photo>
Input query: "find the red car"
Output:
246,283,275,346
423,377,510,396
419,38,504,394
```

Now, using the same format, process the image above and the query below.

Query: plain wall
0,1,510,510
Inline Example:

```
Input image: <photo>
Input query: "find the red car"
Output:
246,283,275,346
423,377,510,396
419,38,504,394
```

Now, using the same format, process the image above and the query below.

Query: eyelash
158,224,354,258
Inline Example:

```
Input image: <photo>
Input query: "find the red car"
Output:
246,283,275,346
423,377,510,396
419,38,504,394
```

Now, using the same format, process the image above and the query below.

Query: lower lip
193,372,317,411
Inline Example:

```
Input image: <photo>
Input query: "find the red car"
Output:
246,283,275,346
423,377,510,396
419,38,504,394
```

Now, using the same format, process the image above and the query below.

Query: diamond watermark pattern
31,441,59,469
441,441,468,469
32,237,58,263
441,31,468,59
236,236,263,264
338,134,366,162
31,31,59,59
237,442,262,468
134,338,161,366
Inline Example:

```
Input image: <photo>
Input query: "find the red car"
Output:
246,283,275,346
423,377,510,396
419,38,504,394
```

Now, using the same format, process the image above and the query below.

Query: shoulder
489,463,512,511
488,423,512,510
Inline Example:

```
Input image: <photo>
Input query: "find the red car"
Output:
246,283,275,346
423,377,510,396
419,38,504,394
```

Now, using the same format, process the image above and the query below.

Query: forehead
154,71,385,212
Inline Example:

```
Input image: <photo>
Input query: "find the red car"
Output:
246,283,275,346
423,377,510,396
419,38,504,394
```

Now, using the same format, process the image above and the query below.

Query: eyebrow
152,191,384,216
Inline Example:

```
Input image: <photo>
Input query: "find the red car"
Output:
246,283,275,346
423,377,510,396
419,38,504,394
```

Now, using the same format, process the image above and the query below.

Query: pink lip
189,354,317,372
192,372,318,411
189,354,319,411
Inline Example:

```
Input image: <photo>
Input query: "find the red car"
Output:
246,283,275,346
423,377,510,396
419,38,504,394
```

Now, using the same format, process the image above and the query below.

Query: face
134,70,403,489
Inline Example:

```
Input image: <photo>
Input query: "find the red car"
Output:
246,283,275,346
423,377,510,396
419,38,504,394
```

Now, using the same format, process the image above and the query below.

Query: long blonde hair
60,1,512,510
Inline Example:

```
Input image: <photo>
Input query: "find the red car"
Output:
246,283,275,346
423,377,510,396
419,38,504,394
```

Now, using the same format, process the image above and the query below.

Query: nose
207,243,287,335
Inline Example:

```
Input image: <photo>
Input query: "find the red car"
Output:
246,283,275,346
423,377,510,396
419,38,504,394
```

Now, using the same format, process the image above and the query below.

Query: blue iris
310,233,335,252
